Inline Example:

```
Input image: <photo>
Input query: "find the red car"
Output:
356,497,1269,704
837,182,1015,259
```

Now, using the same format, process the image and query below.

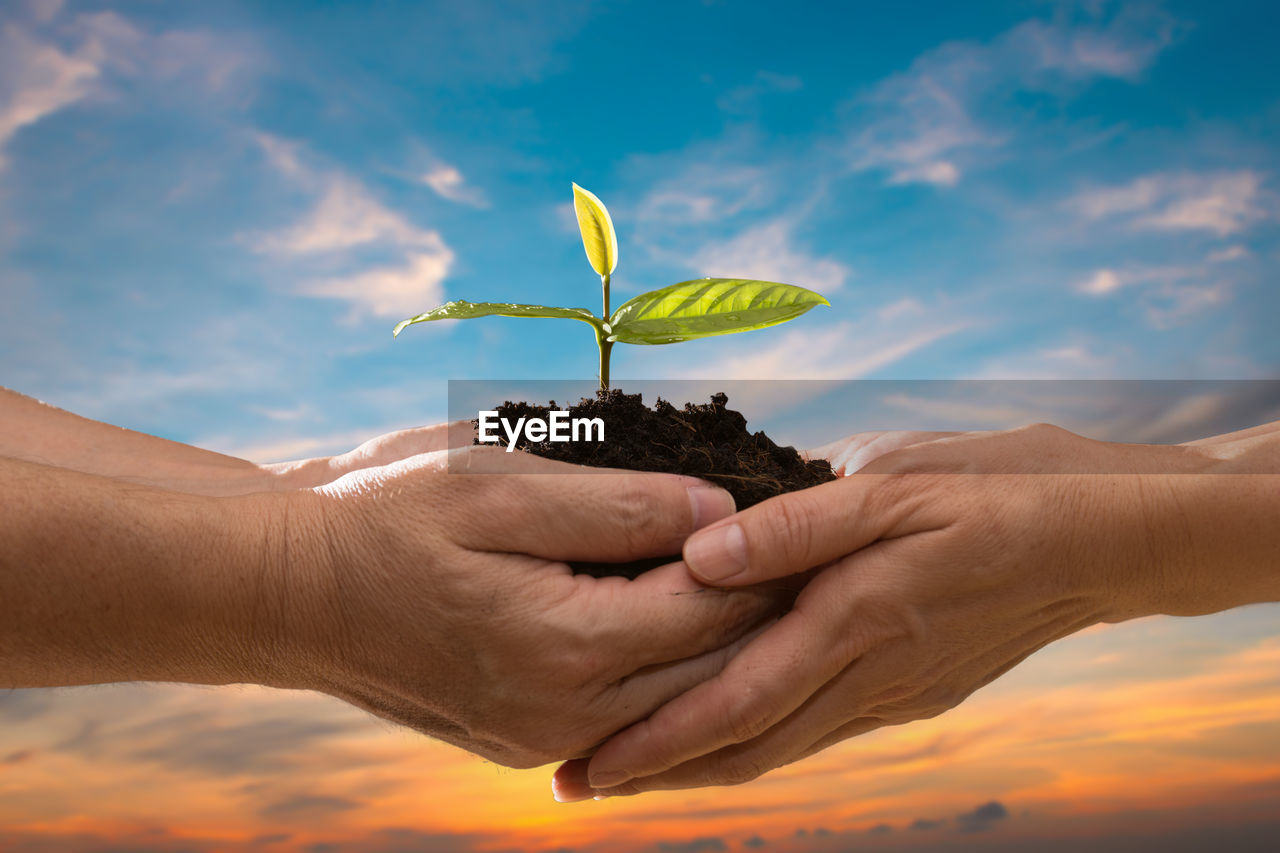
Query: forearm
1116,431,1280,619
0,455,288,688
1153,473,1280,617
0,387,274,495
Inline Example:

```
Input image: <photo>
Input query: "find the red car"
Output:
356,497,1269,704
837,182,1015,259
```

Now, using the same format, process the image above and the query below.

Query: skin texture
0,387,786,770
0,386,473,494
552,422,1280,800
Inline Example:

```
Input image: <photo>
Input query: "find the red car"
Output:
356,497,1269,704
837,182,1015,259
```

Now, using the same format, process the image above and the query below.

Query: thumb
454,465,739,563
682,476,901,586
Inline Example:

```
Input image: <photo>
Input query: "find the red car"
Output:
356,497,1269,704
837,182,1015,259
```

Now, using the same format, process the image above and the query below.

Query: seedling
393,183,829,390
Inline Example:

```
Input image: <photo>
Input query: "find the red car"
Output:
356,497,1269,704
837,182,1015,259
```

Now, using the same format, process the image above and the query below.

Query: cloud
842,7,1179,187
1066,171,1269,236
1206,245,1249,263
656,840,727,853
683,314,967,381
250,137,456,318
300,248,453,320
253,177,444,255
0,8,259,171
421,163,488,207
71,11,255,95
1074,264,1231,328
741,835,767,848
53,709,368,777
717,70,802,114
689,218,850,293
0,24,99,170
633,163,772,226
909,818,945,831
955,800,1010,833
2,748,35,765
256,793,363,819
0,689,56,722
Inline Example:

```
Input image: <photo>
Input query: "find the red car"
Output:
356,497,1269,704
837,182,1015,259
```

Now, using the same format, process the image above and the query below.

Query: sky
1,0,1279,850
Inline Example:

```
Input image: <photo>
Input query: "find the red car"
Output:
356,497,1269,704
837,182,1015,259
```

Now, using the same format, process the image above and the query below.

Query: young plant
393,183,829,390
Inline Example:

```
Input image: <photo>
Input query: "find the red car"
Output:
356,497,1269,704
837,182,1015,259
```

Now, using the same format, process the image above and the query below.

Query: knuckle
711,753,769,787
602,778,645,797
868,446,927,475
723,694,773,744
768,497,815,565
610,483,673,549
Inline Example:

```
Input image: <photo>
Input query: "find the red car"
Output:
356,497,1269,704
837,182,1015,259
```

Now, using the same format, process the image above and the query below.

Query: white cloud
633,164,770,225
1077,268,1124,295
976,340,1121,379
250,136,457,319
0,24,99,169
254,176,442,255
26,0,64,24
252,131,307,181
843,8,1178,187
421,164,488,208
1067,171,1268,236
717,70,802,114
0,10,258,172
1206,245,1249,263
72,11,255,95
848,68,996,188
660,298,967,381
1017,15,1176,79
300,247,453,320
689,218,850,293
1074,263,1231,328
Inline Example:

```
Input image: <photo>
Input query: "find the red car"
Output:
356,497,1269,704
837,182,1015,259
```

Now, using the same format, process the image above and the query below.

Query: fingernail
684,521,748,584
687,485,736,529
588,769,629,789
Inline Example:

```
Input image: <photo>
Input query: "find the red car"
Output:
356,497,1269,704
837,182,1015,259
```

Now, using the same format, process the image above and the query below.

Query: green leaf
608,278,829,345
393,301,600,337
572,182,618,277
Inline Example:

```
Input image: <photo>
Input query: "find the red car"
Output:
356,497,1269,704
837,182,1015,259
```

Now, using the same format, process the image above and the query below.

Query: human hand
0,385,478,496
264,447,785,774
260,420,475,490
556,423,1249,797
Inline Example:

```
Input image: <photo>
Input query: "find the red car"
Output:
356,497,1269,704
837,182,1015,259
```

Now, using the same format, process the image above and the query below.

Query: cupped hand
267,446,787,776
557,423,1223,797
261,420,476,490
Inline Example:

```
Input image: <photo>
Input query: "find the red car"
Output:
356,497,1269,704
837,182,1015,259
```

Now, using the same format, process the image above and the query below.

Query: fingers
453,451,738,562
581,565,864,790
585,716,887,798
682,474,908,586
808,431,963,476
577,559,788,672
335,421,475,471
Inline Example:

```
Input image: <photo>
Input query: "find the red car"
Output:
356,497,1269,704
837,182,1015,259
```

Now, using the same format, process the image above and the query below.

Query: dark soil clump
475,389,836,578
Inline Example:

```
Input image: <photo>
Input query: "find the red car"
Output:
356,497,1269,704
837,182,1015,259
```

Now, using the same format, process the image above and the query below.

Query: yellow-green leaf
608,278,828,345
393,300,600,337
572,182,618,277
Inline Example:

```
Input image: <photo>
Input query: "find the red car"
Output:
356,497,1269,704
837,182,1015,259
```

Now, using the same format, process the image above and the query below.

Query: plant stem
598,338,613,392
598,272,612,392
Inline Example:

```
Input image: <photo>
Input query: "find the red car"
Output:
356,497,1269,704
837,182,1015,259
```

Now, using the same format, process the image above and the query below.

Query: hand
0,385,477,496
271,447,785,774
261,420,476,490
556,423,1272,797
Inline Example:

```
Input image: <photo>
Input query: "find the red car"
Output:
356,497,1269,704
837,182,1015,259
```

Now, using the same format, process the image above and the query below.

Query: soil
474,389,836,578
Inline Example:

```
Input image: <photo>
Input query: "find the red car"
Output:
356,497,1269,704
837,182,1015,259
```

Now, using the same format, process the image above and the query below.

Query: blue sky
1,0,1278,460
